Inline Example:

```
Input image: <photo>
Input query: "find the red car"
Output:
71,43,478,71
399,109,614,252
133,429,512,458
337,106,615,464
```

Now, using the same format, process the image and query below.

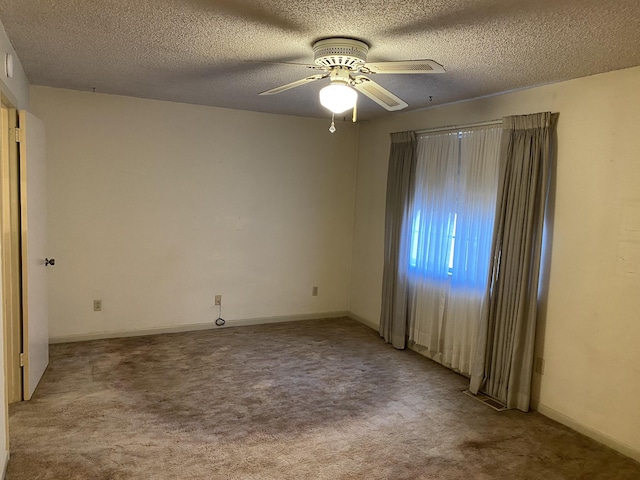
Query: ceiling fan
259,37,445,121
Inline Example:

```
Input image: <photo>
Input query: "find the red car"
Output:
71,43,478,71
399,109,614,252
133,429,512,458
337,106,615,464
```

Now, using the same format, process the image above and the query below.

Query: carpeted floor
7,317,640,479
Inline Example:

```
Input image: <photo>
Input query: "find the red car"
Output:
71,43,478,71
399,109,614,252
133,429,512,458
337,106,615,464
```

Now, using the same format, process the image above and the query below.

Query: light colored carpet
7,317,640,479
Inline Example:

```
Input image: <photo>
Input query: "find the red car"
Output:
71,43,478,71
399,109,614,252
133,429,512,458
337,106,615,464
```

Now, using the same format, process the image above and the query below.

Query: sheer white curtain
408,126,501,376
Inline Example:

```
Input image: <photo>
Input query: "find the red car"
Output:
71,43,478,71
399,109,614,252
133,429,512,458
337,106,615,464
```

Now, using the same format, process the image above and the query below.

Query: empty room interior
0,0,639,478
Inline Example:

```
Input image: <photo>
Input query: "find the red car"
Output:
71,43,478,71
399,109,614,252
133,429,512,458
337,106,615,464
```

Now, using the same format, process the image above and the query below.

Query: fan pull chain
352,100,357,123
329,113,336,133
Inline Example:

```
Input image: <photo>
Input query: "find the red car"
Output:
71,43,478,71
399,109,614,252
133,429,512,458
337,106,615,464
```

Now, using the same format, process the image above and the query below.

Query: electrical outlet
312,286,318,296
93,300,102,312
214,295,222,306
534,357,545,375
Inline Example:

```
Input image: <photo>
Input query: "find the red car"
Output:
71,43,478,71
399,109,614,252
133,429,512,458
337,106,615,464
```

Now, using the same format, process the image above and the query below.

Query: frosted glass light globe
319,84,357,114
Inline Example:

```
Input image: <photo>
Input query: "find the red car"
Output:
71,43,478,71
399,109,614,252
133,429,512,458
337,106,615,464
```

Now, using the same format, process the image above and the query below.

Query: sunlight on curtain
408,126,502,376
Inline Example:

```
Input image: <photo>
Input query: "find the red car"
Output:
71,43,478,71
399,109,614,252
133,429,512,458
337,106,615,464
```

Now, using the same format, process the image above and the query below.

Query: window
409,210,456,274
408,127,502,289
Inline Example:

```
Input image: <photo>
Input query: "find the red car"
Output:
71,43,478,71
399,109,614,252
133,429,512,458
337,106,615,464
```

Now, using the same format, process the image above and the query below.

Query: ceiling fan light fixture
319,83,357,114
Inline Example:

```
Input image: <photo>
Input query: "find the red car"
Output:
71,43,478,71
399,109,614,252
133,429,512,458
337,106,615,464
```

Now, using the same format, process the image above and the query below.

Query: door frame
0,101,22,404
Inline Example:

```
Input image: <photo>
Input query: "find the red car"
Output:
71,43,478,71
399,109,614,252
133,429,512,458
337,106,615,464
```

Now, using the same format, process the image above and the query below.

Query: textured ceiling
0,0,639,121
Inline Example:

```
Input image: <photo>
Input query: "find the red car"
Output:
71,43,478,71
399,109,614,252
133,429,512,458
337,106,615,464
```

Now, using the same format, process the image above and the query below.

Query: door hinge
19,352,25,367
14,127,21,143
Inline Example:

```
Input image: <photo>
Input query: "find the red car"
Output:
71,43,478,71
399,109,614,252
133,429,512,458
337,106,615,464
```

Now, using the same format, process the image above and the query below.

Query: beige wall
30,87,358,341
350,66,640,460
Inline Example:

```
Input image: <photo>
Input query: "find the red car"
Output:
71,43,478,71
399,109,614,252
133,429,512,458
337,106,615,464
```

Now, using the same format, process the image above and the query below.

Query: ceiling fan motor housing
313,38,369,69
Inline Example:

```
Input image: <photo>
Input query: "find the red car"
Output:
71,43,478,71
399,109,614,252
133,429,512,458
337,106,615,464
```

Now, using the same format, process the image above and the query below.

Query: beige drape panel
379,132,417,349
470,112,558,411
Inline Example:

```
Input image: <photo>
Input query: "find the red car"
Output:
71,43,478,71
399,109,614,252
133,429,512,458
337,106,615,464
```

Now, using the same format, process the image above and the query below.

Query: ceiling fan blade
364,60,445,74
353,76,408,111
353,75,408,112
259,74,328,95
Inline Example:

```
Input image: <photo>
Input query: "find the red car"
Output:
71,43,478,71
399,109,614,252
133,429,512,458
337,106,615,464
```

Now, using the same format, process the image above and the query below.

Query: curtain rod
415,119,502,136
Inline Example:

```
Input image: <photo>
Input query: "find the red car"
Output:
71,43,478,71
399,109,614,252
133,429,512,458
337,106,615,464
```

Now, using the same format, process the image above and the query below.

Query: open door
19,110,49,400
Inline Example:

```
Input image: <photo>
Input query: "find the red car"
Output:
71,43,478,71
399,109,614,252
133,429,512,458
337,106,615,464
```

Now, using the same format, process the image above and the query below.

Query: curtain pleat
470,112,558,411
379,132,417,349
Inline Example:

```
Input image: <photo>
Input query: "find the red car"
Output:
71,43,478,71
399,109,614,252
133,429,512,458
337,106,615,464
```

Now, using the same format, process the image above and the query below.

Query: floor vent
463,390,507,411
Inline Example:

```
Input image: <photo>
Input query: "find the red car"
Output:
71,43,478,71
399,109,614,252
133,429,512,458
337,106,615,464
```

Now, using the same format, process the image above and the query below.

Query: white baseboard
1,450,8,480
533,401,640,463
49,311,350,344
348,311,379,331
